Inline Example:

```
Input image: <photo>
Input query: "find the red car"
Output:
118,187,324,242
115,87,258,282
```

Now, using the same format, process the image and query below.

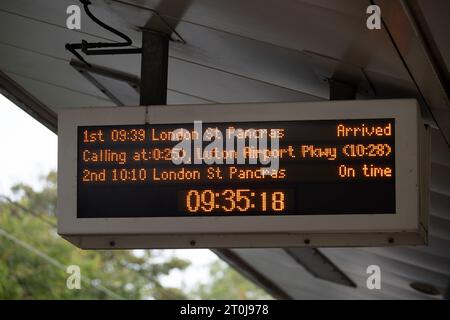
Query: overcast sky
0,94,58,195
0,93,217,290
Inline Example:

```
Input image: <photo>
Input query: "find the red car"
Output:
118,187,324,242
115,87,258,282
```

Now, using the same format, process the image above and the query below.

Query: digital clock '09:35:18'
178,189,293,214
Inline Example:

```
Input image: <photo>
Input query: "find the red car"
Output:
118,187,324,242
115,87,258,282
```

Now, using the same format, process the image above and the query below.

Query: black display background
77,119,395,218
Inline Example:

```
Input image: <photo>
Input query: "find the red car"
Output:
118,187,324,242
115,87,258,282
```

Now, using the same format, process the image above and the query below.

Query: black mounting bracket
65,0,182,105
65,0,183,65
328,78,356,100
65,0,142,67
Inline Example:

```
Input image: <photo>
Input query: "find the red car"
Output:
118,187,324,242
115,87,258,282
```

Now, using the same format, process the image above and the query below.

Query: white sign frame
57,99,429,249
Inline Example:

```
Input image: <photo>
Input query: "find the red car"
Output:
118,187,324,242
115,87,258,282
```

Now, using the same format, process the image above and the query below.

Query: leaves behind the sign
0,171,190,300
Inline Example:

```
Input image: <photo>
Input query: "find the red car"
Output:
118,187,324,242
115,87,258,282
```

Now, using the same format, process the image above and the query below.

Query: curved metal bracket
66,0,142,67
66,0,179,67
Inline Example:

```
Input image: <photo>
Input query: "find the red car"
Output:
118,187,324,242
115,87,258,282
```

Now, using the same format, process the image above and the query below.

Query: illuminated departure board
58,101,429,248
77,119,395,218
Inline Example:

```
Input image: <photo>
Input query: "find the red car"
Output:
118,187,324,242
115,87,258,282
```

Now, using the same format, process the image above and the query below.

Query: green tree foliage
190,260,272,300
0,171,190,299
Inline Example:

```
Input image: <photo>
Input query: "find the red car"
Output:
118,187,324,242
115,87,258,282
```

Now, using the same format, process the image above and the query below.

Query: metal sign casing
57,99,429,249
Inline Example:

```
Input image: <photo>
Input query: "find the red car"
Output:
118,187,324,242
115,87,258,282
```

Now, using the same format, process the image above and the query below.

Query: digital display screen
77,119,395,218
